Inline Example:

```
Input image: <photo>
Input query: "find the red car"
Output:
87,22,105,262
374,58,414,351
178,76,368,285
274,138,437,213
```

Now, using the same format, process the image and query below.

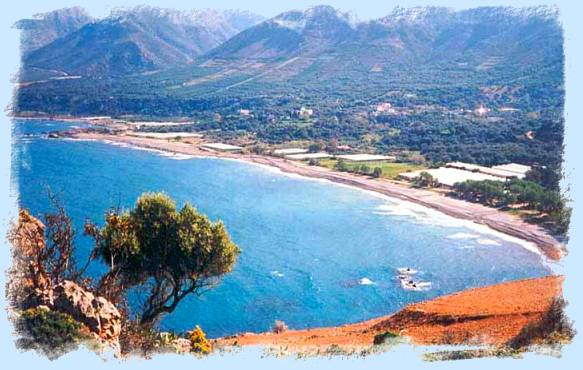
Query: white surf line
62,136,561,269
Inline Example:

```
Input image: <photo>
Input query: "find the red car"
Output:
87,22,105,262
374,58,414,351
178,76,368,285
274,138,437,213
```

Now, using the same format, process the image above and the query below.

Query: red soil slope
216,276,563,350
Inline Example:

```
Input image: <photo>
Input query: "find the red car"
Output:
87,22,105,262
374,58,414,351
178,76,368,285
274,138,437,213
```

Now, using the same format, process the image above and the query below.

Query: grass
316,159,426,180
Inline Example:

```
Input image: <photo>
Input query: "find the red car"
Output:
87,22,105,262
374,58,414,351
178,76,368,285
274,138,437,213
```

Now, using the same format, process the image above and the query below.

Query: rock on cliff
52,280,122,342
8,210,122,346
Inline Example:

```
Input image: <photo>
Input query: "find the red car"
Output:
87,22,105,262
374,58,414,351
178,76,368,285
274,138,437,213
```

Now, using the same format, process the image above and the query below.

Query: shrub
372,167,383,178
272,320,288,334
157,331,177,347
16,306,85,359
189,325,212,354
508,297,575,349
334,159,349,172
119,321,159,357
412,171,437,188
373,331,398,345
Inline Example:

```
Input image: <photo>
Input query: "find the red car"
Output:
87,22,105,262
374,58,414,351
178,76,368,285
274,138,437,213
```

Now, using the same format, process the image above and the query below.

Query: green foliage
334,159,349,172
90,192,240,325
189,325,212,354
372,167,383,178
452,179,570,236
453,179,565,212
119,320,159,357
452,179,513,207
508,298,575,349
308,141,324,153
357,164,371,175
373,331,398,345
412,171,437,188
16,307,85,360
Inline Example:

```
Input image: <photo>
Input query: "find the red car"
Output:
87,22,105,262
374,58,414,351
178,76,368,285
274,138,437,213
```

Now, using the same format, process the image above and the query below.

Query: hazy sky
17,0,558,20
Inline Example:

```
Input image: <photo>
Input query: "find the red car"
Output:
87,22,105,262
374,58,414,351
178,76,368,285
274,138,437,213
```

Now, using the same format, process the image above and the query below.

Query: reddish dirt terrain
215,276,563,351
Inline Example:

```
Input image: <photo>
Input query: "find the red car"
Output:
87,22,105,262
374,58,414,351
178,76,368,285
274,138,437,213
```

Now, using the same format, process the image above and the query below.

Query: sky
13,0,559,21
2,0,583,369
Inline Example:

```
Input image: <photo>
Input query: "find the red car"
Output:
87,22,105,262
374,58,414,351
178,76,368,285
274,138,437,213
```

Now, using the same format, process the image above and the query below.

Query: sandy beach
68,131,565,261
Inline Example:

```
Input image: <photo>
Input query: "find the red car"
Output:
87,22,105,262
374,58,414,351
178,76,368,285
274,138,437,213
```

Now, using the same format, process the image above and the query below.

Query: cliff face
8,210,121,345
372,276,563,345
217,276,563,350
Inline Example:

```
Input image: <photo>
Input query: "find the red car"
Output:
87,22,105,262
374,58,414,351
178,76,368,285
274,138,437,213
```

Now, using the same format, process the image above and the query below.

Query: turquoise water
12,120,552,338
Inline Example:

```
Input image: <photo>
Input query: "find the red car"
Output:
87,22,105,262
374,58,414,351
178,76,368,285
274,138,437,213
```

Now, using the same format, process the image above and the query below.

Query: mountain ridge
21,6,265,78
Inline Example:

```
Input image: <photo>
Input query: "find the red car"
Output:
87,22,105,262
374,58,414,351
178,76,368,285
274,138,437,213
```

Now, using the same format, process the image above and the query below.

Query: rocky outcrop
9,211,122,346
10,210,50,293
171,338,192,354
52,280,122,342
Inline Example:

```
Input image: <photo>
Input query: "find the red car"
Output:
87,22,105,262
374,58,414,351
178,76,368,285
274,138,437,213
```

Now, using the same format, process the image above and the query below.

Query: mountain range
15,5,563,119
15,6,93,55
19,6,265,78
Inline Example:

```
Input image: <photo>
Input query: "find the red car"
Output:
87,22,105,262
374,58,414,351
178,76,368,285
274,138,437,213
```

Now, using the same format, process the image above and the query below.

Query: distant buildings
285,152,331,160
491,163,532,178
201,143,243,152
273,148,309,156
299,107,314,119
400,162,532,188
446,162,530,180
400,167,501,188
128,132,202,139
376,102,396,115
337,154,395,162
474,104,490,117
498,107,521,113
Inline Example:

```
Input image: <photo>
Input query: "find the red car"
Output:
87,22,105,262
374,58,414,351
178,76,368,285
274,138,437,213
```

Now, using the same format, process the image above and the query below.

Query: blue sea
11,119,552,338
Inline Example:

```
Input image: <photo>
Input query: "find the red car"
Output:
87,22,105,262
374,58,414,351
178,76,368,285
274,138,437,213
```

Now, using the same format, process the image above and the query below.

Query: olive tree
86,193,240,326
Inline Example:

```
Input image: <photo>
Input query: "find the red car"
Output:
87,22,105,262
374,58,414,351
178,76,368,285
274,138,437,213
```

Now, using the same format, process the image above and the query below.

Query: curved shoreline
67,131,565,261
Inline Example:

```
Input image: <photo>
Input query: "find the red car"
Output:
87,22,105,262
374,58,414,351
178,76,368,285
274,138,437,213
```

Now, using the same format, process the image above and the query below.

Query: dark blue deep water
12,119,552,338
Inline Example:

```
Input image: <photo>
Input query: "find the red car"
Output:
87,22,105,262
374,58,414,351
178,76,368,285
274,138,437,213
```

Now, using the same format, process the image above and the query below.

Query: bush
189,325,212,354
119,321,159,357
272,320,288,334
16,306,85,359
412,171,437,188
373,331,398,345
334,159,349,172
508,298,575,349
372,167,383,178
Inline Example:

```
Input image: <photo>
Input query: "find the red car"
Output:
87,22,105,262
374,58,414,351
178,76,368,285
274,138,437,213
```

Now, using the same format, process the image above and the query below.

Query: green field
316,159,426,180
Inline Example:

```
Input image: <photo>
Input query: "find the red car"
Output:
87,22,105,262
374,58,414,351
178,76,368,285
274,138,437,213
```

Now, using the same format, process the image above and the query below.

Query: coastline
215,276,564,350
66,131,565,261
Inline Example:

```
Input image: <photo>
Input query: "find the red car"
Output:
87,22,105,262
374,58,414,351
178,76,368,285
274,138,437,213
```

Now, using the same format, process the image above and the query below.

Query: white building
285,152,331,160
491,163,532,178
299,107,314,118
376,102,396,114
474,104,490,116
336,154,394,162
273,148,309,156
400,168,502,188
201,143,243,152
